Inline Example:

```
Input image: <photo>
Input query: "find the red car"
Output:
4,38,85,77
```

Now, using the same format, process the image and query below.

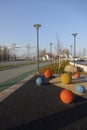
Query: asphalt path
0,62,50,83
0,75,87,130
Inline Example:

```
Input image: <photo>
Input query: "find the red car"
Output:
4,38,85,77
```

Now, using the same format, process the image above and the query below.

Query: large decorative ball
74,72,80,79
61,73,72,84
60,89,74,104
64,65,77,73
76,85,85,93
36,77,44,86
44,69,52,78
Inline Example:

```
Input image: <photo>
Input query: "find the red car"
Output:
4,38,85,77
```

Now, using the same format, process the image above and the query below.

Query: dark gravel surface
0,75,87,130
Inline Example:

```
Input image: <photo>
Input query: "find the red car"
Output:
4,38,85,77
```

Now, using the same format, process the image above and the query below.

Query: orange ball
60,89,74,104
44,69,52,78
74,72,80,79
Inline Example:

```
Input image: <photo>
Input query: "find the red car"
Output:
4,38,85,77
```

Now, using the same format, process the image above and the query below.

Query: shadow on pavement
8,99,87,130
0,75,86,130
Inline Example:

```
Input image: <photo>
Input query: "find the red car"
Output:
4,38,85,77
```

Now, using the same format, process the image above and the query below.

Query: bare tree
82,48,86,57
62,48,70,58
39,49,47,58
55,35,69,58
0,46,10,61
55,36,62,56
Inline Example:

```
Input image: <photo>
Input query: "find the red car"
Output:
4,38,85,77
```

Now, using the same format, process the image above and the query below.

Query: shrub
39,60,69,74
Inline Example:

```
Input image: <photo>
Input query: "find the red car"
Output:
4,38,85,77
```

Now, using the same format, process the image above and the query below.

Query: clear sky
0,0,87,55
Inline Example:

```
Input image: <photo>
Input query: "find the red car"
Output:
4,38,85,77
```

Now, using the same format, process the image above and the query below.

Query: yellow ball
61,73,72,84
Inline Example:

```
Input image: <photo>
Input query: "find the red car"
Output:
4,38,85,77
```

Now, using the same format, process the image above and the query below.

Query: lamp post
49,43,52,61
1,46,4,62
72,33,78,66
33,24,41,73
70,45,72,57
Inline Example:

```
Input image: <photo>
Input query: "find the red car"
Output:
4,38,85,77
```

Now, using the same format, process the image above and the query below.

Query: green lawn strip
0,69,37,92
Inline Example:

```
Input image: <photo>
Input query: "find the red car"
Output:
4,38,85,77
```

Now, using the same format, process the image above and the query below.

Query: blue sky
0,0,87,55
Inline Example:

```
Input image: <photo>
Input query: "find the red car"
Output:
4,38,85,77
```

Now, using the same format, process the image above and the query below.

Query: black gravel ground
0,75,87,130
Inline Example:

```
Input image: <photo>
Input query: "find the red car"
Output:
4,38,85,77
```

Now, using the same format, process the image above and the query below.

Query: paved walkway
0,64,36,83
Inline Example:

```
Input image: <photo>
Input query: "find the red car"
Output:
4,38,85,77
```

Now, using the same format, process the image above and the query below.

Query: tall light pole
1,46,4,62
72,33,78,66
49,43,52,61
33,24,41,73
70,45,72,57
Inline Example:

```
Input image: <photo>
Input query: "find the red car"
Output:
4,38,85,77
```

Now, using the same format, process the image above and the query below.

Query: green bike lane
0,62,51,93
0,68,37,92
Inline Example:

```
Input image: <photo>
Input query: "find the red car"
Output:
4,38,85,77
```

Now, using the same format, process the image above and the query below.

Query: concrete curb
70,62,87,72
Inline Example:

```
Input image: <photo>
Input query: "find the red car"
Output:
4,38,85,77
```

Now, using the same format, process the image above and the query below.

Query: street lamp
72,33,78,66
49,43,53,61
1,46,4,62
70,45,72,57
33,24,41,73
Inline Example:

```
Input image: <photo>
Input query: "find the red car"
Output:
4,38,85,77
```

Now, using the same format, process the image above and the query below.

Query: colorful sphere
76,85,85,93
60,89,74,104
74,72,80,79
61,73,72,84
44,69,52,78
36,77,44,86
64,65,77,73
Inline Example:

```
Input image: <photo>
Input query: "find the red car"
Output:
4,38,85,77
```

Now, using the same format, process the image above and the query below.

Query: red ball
60,89,74,104
44,69,52,78
74,72,80,79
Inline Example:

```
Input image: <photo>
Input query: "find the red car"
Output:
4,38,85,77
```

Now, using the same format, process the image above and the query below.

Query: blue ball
36,77,44,86
76,85,85,93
